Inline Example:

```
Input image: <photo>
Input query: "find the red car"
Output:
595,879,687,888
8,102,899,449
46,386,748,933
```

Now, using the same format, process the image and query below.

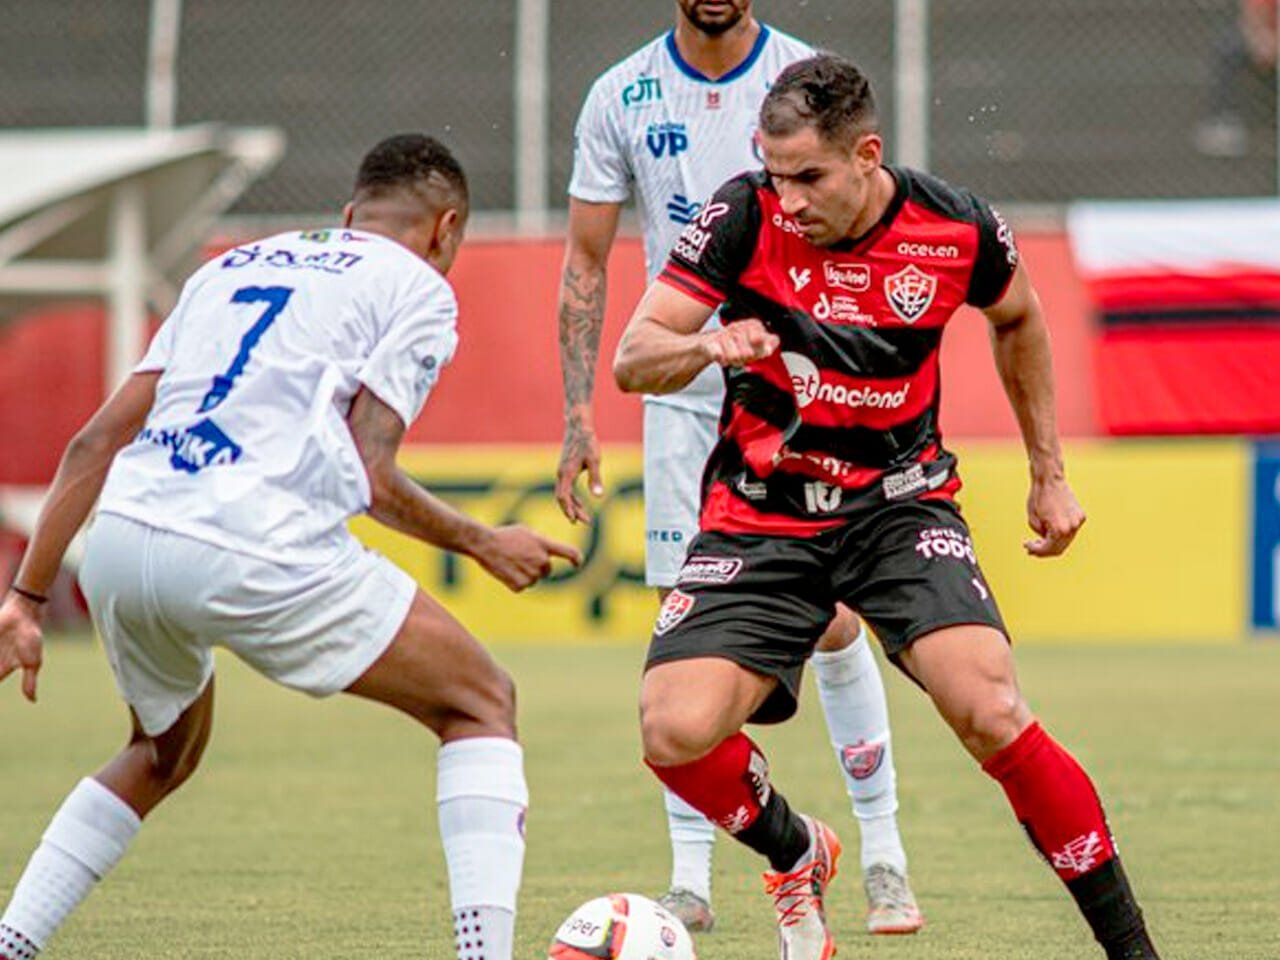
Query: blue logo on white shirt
646,123,689,159
667,194,702,225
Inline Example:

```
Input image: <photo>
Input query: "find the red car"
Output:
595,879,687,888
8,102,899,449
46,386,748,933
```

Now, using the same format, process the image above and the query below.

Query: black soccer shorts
645,499,1007,723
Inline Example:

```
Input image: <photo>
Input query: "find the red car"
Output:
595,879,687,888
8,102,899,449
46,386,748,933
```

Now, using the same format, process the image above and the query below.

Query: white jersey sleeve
133,268,209,373
135,316,177,373
568,75,632,204
358,276,458,427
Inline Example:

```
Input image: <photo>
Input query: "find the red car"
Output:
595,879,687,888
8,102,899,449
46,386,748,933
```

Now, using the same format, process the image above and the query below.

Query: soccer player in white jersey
0,134,579,960
555,0,922,936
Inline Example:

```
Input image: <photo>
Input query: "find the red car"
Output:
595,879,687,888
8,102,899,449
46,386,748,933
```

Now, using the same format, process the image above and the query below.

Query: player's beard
678,0,749,37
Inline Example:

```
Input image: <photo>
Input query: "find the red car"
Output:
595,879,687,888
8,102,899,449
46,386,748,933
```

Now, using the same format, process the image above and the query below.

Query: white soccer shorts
78,512,417,736
643,402,719,588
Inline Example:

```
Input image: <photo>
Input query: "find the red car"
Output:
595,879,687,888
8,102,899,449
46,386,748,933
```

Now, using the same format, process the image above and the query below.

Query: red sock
646,732,772,834
982,721,1116,883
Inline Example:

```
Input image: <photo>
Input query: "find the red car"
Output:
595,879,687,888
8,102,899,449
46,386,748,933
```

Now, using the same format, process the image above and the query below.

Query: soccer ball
548,893,697,960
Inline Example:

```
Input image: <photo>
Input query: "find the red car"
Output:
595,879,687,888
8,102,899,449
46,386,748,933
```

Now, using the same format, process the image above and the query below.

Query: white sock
1,778,141,951
437,738,528,960
663,787,714,902
811,627,909,874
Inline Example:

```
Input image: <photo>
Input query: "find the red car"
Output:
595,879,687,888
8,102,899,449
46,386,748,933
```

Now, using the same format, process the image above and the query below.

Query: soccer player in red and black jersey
613,55,1161,960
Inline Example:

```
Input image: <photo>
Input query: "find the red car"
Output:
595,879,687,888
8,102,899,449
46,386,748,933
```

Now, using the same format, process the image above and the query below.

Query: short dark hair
353,133,468,206
760,55,878,146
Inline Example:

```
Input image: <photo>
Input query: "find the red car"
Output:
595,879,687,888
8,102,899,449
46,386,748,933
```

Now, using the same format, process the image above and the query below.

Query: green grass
2,637,1278,959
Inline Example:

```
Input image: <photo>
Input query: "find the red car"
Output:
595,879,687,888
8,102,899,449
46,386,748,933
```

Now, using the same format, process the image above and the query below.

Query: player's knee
639,696,722,766
950,686,1031,761
814,607,860,652
145,726,210,793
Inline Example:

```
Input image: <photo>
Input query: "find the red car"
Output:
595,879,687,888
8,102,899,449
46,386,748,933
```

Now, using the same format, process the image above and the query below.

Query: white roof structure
0,124,285,389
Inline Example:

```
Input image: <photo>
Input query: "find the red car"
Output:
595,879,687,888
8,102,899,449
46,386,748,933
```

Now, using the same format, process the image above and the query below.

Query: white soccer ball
548,893,697,960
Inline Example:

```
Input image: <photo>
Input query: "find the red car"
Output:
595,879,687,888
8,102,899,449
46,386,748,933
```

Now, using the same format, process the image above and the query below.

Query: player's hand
0,593,45,702
1024,475,1085,557
555,414,604,524
475,524,583,592
701,318,780,368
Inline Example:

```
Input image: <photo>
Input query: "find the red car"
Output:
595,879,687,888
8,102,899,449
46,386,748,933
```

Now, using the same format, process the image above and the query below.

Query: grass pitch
2,636,1278,959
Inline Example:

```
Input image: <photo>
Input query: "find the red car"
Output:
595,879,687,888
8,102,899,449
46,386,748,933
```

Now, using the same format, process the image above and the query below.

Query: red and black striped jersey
658,165,1019,536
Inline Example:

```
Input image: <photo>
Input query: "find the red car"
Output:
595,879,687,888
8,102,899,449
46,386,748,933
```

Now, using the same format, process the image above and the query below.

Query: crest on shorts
884,264,937,324
840,740,885,780
654,589,696,635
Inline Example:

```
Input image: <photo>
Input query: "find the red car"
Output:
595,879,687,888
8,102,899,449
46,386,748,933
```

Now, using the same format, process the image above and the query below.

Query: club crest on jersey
884,264,937,324
654,589,696,635
840,740,885,780
706,90,721,110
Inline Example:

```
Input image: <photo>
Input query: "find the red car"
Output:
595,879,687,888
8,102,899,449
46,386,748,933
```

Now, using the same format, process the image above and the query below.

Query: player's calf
346,592,518,741
984,722,1160,959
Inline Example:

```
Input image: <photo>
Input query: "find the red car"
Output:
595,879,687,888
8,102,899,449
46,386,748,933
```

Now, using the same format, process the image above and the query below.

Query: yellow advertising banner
352,440,1248,644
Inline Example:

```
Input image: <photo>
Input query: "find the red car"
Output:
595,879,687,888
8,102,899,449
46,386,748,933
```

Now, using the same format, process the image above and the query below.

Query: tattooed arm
555,198,623,524
348,388,581,590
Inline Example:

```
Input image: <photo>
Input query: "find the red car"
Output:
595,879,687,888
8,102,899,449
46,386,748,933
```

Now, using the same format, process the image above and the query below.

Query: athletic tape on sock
810,624,873,687
41,779,140,878
437,738,528,806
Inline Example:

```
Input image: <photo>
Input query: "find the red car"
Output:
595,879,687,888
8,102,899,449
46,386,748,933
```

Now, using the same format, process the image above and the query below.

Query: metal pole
514,0,549,233
894,0,930,171
107,181,147,389
146,0,183,129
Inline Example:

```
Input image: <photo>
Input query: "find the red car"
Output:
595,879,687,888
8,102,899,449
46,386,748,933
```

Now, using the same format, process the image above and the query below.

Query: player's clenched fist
474,524,583,592
700,318,780,368
1023,475,1086,558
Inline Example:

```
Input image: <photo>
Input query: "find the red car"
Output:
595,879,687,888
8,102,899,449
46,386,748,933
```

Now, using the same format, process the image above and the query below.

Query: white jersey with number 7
96,228,458,565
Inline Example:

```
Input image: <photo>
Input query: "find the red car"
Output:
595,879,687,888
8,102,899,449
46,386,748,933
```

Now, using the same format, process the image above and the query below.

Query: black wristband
10,586,49,605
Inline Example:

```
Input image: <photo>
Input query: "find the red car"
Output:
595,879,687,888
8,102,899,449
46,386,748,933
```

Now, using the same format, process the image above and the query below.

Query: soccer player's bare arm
0,371,159,701
613,281,778,395
984,263,1085,557
556,198,622,523
347,387,581,590
11,372,159,599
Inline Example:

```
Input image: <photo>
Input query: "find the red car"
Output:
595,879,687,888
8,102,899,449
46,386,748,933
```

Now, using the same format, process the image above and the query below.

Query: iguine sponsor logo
781,352,911,411
678,555,744,585
823,260,871,292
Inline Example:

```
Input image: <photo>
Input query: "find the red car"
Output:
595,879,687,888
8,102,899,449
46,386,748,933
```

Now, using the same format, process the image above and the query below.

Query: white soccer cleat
863,862,924,934
761,815,841,960
656,887,716,933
